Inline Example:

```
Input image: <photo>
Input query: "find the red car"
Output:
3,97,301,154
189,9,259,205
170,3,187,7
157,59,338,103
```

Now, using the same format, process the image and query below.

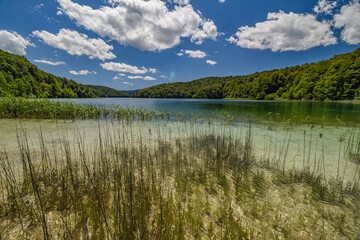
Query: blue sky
0,0,359,90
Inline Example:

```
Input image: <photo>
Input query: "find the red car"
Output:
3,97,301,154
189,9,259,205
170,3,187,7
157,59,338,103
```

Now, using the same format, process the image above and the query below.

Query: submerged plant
0,118,359,239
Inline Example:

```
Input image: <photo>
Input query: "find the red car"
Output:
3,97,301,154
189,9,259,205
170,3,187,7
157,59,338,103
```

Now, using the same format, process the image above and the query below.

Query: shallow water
58,98,360,126
1,117,358,182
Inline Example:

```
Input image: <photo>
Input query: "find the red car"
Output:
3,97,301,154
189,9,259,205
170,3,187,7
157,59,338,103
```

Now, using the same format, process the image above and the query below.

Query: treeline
134,48,360,100
85,85,129,97
0,49,97,98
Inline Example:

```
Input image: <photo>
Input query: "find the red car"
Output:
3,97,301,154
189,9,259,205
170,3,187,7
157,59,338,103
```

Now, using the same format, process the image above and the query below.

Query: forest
134,48,360,101
85,85,129,97
0,49,98,98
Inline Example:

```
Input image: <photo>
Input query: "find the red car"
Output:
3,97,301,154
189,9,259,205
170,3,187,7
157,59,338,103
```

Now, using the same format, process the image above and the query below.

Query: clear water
2,98,360,181
58,98,360,126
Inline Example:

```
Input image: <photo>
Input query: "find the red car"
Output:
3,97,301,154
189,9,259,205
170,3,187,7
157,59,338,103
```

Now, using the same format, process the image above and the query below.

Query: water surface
2,98,360,181
59,98,360,126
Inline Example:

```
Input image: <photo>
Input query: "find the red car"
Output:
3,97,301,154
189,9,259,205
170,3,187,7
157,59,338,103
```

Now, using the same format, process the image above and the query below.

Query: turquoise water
59,98,360,126
2,98,360,181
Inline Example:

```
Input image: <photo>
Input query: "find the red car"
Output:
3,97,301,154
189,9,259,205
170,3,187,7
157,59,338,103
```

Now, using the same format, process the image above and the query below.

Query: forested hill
134,48,360,101
85,85,129,97
0,49,97,98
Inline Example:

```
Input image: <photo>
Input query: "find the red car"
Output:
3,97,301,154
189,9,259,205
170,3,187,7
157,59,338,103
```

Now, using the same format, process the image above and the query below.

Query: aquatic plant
0,97,168,121
0,119,359,239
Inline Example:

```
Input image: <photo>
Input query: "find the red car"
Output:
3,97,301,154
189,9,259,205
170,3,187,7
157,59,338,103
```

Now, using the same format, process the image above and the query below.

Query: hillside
134,48,360,101
0,49,97,98
85,85,129,97
121,89,140,97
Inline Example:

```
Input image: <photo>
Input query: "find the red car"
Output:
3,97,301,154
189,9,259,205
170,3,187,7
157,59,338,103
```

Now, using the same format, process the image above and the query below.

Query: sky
0,0,359,90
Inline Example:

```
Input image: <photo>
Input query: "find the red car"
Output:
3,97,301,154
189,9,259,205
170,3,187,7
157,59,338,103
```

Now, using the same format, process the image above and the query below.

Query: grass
0,97,169,121
0,118,359,239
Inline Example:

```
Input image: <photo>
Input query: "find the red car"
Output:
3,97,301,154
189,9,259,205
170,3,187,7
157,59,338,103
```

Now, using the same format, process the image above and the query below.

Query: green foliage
85,85,129,97
0,97,169,120
134,48,360,101
134,77,235,98
0,49,97,98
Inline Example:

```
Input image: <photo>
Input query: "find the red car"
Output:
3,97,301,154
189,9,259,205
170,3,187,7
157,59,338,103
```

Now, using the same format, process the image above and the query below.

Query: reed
0,97,168,121
0,117,359,239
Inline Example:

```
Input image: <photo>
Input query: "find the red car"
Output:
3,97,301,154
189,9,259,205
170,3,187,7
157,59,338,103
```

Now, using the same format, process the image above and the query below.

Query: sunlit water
1,98,360,181
59,98,360,125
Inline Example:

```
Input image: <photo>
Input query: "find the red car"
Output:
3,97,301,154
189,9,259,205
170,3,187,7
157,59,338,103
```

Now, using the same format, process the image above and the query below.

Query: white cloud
32,29,116,61
69,70,97,75
144,76,156,80
185,50,207,58
57,0,218,51
178,49,207,58
34,59,65,66
123,81,134,86
334,1,360,44
313,0,337,15
172,0,190,5
160,75,168,78
57,10,63,15
149,68,157,73
101,62,150,74
0,30,34,55
206,60,217,66
227,11,337,52
113,73,126,79
219,0,226,2
128,75,143,79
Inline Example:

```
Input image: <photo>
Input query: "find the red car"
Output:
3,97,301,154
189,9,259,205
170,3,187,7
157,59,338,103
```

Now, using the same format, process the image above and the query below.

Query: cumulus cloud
57,10,63,15
113,73,127,79
69,70,97,75
123,81,134,86
334,1,360,44
149,68,157,73
178,49,207,58
227,11,337,51
34,59,65,66
0,30,34,55
57,0,218,51
128,75,143,79
100,62,152,74
206,60,217,66
32,29,116,61
172,0,190,5
219,0,226,3
186,50,207,58
144,76,156,80
313,0,337,15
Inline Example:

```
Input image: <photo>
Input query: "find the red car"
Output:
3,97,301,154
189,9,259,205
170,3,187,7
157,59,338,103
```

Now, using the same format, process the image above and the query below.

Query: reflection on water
58,98,360,125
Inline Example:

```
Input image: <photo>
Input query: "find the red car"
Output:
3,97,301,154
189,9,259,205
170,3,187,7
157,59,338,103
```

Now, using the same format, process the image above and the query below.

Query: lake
60,98,360,126
2,98,360,181
1,98,360,238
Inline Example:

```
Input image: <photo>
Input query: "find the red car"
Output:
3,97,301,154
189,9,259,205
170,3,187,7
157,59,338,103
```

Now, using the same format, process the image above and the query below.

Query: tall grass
0,119,359,239
0,97,168,121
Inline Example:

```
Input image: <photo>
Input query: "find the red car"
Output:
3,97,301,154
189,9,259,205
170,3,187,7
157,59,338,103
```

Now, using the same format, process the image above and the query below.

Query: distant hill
121,89,140,97
85,85,129,97
134,48,360,101
0,49,97,98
